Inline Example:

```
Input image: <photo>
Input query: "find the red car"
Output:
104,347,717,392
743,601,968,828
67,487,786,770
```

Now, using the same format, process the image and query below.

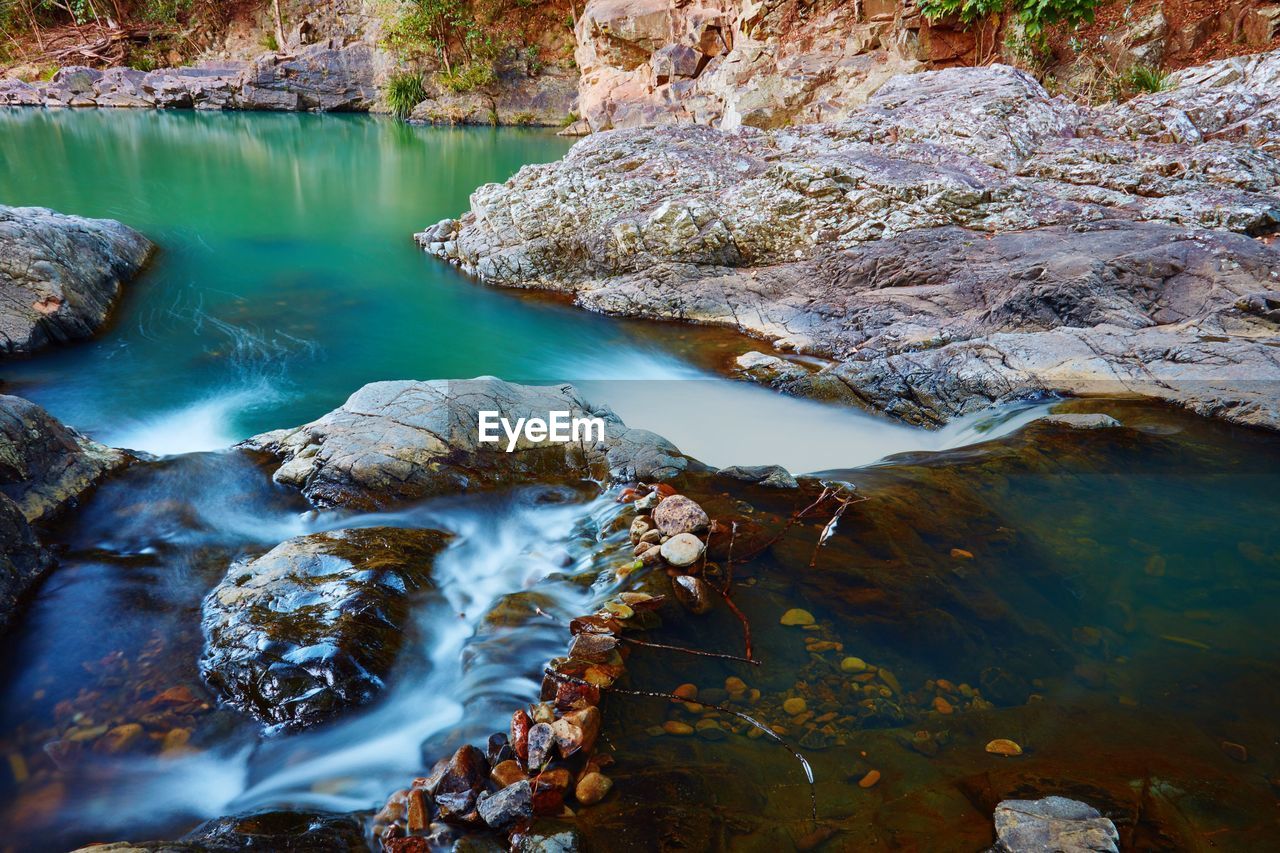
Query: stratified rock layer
0,205,153,356
419,54,1280,430
200,527,449,730
243,378,689,511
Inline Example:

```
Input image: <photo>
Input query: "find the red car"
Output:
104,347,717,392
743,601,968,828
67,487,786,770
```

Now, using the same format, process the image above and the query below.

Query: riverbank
419,50,1280,431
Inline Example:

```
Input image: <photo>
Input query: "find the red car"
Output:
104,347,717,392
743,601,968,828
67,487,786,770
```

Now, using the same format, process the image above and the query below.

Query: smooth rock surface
200,526,449,729
992,796,1120,853
0,493,52,635
420,56,1280,430
69,810,371,851
0,205,153,356
243,378,689,510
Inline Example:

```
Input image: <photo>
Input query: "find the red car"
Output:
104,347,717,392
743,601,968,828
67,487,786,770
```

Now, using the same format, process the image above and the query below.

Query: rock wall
572,0,986,131
419,52,1280,430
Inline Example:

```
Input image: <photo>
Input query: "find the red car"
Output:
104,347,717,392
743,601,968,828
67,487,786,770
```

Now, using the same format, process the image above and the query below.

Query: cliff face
572,0,975,131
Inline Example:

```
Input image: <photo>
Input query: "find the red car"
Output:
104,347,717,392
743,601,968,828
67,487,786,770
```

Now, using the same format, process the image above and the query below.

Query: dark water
1,107,1278,852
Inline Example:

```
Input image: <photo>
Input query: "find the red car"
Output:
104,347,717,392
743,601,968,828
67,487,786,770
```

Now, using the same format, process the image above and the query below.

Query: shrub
1127,64,1169,94
919,0,1100,42
437,61,496,92
385,70,428,118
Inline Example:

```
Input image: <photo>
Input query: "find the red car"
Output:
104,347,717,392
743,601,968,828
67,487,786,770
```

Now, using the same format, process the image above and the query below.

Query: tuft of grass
260,31,279,52
437,61,496,93
1127,64,1169,94
385,70,428,118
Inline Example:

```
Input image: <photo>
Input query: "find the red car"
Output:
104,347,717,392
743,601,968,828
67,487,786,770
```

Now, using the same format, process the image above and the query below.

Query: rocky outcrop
200,527,449,730
419,55,1280,430
571,0,997,132
0,205,153,356
243,378,689,511
0,38,380,111
0,394,129,523
409,67,579,127
992,797,1120,853
0,394,127,632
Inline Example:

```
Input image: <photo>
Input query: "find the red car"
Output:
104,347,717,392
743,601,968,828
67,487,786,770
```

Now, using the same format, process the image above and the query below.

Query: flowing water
1,108,1278,852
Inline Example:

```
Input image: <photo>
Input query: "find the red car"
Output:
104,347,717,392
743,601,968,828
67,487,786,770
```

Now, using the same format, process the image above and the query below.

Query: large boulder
419,58,1280,431
238,40,379,111
242,378,688,511
0,394,129,523
200,526,449,730
0,205,153,356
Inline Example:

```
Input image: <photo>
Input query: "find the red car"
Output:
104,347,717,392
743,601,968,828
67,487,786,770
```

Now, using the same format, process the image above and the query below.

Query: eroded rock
242,379,689,510
992,796,1119,853
200,526,449,729
420,57,1280,431
0,205,153,356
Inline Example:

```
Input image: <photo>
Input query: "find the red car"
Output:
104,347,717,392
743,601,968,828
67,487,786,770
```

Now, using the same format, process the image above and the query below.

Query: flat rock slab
419,55,1280,431
0,205,153,356
243,378,688,510
993,796,1120,853
200,526,449,730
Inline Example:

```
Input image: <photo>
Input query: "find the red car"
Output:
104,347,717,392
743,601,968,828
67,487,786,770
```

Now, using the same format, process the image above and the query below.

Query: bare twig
545,668,818,823
613,633,760,666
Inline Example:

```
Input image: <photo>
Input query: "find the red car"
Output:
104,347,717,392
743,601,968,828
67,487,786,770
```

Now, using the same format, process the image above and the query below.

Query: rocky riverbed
419,51,1280,430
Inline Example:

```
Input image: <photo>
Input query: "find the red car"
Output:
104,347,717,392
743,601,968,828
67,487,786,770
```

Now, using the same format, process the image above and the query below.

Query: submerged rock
200,526,449,729
419,56,1280,431
0,205,153,356
992,796,1119,853
70,810,370,851
243,378,689,510
0,394,129,523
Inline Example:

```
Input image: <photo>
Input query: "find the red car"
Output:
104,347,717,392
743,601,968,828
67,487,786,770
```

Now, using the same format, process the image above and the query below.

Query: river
2,109,1278,852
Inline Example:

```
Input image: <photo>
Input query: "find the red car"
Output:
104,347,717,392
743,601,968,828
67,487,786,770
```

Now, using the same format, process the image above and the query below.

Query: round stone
652,495,709,537
660,532,705,567
780,608,815,626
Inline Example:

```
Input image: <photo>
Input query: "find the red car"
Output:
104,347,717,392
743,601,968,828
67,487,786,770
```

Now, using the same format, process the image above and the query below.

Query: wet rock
478,778,533,829
780,608,815,626
239,41,378,111
430,744,491,796
671,574,715,615
491,759,526,788
527,722,556,768
512,819,584,852
94,723,144,755
0,205,153,356
717,464,799,489
575,771,612,805
0,395,130,525
652,495,710,537
992,796,1119,853
243,379,689,510
421,58,1280,432
199,527,449,729
986,738,1023,756
178,810,371,850
660,532,706,567
1042,414,1122,430
0,494,53,635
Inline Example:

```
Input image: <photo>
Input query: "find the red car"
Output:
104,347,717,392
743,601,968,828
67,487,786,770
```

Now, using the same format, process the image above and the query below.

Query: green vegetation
385,70,427,118
1126,64,1169,93
919,0,1100,41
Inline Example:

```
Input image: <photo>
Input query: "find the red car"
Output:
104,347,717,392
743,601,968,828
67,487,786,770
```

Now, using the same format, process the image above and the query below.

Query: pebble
695,720,727,741
661,533,705,568
407,788,430,832
671,574,715,614
783,697,807,715
932,697,954,715
527,722,556,767
724,676,747,694
673,683,698,702
663,720,694,735
491,759,526,787
1221,741,1248,762
878,669,901,694
985,738,1023,756
951,548,974,559
94,723,143,755
575,771,612,805
858,769,881,788
840,657,867,672
780,608,815,626
629,517,651,542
